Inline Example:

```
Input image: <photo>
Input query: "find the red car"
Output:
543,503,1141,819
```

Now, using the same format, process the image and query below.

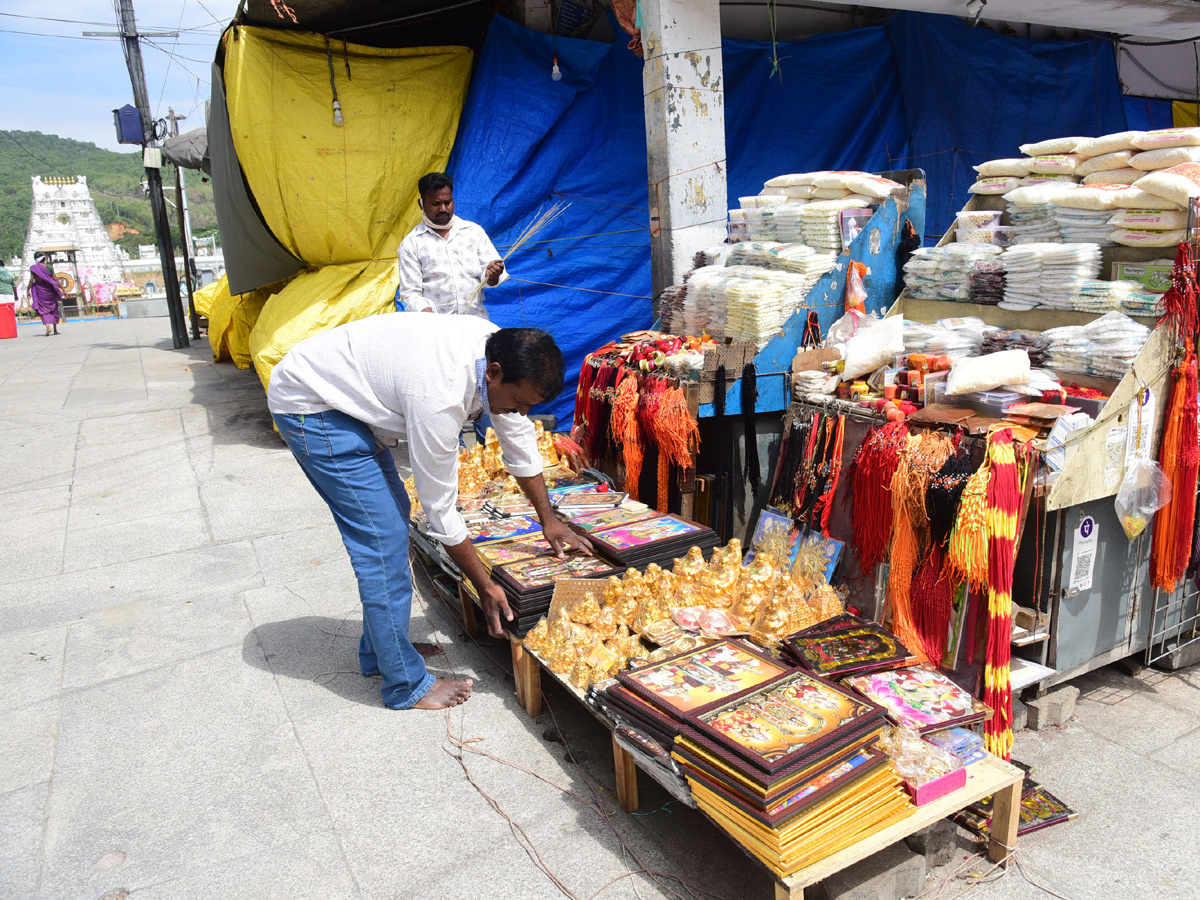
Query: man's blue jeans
273,410,435,709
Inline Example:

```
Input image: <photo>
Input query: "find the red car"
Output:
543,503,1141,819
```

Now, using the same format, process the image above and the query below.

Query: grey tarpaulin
163,128,210,174
208,62,305,295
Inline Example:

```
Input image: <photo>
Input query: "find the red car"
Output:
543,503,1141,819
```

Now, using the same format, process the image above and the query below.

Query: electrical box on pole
113,105,143,145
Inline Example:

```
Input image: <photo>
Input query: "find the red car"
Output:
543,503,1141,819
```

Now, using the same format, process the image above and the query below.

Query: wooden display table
453,580,1025,900
770,754,1022,899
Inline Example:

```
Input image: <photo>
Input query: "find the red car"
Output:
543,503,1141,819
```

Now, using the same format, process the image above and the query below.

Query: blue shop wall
448,11,1143,425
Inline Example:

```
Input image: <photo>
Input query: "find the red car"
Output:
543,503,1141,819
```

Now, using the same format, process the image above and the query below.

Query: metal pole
116,0,188,349
168,107,201,340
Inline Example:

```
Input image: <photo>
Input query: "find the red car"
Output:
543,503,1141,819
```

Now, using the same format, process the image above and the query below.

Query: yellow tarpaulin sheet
1173,102,1200,127
222,26,472,389
192,278,223,318
202,274,278,369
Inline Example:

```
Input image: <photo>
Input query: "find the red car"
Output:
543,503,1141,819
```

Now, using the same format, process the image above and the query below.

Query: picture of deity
623,641,786,713
594,516,702,551
844,667,977,728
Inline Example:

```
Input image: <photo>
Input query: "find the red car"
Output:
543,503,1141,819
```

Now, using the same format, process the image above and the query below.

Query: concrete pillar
641,0,728,296
510,0,554,34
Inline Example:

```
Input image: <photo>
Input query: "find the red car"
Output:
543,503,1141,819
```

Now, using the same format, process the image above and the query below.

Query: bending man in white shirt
268,315,590,710
396,171,506,318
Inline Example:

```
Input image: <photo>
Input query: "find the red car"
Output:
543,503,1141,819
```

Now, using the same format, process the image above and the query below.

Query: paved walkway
1,319,1197,900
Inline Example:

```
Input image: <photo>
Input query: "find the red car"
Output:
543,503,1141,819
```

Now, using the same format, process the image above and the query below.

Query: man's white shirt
267,313,541,546
396,218,508,318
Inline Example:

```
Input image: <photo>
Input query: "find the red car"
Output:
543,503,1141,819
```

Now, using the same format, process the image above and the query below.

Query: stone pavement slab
3,319,1199,900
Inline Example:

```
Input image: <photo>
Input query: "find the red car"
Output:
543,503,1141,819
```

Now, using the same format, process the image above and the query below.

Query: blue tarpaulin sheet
885,12,1127,242
449,12,1136,424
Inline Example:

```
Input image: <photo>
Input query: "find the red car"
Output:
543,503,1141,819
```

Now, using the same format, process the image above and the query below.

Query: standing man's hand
542,518,593,558
485,260,504,286
479,580,514,637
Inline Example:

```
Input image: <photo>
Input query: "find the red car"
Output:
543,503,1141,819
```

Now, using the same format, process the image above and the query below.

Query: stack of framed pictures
783,617,917,679
954,763,1076,838
598,640,790,749
490,553,621,635
672,670,912,876
584,514,721,567
475,537,555,575
596,639,914,877
841,667,991,735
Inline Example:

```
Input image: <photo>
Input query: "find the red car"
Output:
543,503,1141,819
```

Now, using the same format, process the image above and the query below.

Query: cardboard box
1112,260,1174,294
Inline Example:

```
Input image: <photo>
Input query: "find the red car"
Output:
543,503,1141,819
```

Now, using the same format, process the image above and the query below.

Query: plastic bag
1115,458,1172,539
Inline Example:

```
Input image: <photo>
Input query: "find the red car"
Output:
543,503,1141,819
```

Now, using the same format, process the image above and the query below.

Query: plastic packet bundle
981,329,1050,366
1043,324,1091,374
1054,207,1115,245
1007,202,1062,243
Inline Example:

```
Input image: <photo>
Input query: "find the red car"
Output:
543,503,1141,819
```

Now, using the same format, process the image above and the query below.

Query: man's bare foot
412,677,472,709
412,641,443,659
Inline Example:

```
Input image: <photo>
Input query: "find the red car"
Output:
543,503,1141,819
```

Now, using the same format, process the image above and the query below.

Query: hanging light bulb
332,99,344,126
551,56,562,82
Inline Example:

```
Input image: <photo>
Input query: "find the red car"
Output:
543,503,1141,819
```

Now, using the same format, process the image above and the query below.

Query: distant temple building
19,176,126,292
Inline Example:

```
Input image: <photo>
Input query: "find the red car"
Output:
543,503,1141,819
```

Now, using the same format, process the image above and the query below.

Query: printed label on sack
1070,515,1099,593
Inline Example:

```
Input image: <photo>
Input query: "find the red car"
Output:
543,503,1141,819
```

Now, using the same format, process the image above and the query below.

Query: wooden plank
458,584,480,639
987,777,1022,867
899,297,1157,332
510,638,527,707
776,755,1023,892
612,733,640,813
775,883,803,900
519,642,542,718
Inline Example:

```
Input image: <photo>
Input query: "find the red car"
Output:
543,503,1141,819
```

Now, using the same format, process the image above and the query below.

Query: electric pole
167,107,201,340
91,1,189,348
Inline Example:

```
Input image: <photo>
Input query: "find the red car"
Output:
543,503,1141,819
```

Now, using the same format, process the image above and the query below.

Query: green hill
0,130,217,262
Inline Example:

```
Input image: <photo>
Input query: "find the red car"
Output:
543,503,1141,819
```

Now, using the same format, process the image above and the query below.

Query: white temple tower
20,176,126,292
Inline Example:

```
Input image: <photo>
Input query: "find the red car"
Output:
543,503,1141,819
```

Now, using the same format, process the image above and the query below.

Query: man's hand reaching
542,518,593,558
485,260,505,286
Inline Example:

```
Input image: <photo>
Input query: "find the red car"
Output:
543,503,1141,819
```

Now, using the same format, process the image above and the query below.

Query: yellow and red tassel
982,429,1020,760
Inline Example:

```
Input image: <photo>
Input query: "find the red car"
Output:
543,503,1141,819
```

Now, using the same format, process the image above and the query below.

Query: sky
0,0,240,152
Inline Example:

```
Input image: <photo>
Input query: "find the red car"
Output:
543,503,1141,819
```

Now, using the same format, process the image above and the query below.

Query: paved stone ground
2,318,1197,900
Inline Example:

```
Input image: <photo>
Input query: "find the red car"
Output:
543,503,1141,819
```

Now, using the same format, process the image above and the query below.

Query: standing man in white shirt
268,314,590,710
396,172,506,318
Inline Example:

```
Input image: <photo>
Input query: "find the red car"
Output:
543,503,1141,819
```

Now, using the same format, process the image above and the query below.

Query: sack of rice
781,185,815,199
810,171,905,200
974,158,1033,177
1122,165,1200,208
764,173,815,188
1076,150,1135,176
1028,154,1085,175
1020,137,1084,156
1107,209,1188,229
1020,175,1079,187
1082,168,1140,185
1054,183,1130,210
1073,131,1144,158
812,187,853,199
1112,228,1186,248
971,176,1022,195
1003,183,1072,205
1129,146,1200,171
1131,128,1200,151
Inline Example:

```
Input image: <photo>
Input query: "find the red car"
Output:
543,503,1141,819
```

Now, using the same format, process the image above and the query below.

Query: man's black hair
417,172,454,196
485,328,564,401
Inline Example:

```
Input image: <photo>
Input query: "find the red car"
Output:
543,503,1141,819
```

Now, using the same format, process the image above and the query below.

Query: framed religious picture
468,516,542,544
568,505,659,533
476,538,555,571
617,639,792,719
691,669,885,775
784,622,916,678
842,666,990,734
590,515,705,554
492,554,618,595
